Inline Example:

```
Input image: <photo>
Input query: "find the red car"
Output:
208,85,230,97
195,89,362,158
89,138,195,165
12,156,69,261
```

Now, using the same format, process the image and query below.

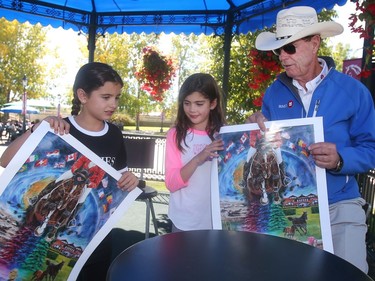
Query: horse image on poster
211,118,333,253
0,121,141,281
242,131,286,205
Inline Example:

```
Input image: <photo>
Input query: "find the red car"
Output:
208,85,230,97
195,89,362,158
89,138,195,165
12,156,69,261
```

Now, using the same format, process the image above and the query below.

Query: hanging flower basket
135,46,176,102
247,48,282,109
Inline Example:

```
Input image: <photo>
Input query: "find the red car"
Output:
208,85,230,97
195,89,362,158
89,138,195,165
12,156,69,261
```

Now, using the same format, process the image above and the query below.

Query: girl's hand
117,171,139,192
195,139,224,166
42,116,70,135
1,116,69,168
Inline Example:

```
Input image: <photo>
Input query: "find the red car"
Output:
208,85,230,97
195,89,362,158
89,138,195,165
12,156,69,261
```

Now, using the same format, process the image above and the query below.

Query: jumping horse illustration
25,166,91,241
243,135,285,205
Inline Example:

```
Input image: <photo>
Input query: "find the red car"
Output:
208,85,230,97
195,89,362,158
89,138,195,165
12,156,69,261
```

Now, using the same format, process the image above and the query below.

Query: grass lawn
146,180,169,193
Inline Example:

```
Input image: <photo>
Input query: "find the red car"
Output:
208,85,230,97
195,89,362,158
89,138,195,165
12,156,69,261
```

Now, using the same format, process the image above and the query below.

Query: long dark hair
71,62,124,115
175,73,225,151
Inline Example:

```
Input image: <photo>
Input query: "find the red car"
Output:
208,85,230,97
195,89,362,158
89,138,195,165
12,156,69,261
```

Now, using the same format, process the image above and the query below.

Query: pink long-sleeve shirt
165,127,214,230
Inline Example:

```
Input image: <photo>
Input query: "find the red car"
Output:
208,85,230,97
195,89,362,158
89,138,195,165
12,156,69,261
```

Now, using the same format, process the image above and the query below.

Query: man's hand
308,142,340,170
246,111,268,132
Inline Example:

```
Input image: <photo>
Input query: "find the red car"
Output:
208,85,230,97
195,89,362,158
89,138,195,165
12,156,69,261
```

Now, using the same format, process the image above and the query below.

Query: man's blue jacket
262,57,375,204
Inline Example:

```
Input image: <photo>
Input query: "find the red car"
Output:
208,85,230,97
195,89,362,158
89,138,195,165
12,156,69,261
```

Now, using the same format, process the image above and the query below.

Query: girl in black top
0,62,138,191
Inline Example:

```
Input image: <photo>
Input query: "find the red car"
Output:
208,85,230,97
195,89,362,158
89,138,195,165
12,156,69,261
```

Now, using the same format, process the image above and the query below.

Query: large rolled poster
211,117,333,252
0,121,141,281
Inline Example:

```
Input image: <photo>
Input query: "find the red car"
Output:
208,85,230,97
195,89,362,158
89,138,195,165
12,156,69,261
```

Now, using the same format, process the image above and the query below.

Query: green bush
68,259,76,267
311,206,319,214
283,208,296,216
47,250,58,260
110,113,135,128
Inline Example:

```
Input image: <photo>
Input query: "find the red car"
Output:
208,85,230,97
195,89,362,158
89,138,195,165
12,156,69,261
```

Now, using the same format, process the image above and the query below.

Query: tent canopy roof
0,0,347,35
0,0,349,98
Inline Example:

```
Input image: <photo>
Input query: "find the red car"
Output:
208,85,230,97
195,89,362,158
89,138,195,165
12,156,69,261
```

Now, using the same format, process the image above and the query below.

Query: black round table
107,230,373,281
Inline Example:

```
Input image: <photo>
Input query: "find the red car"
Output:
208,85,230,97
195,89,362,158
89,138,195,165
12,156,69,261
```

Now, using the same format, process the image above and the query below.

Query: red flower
248,48,281,109
368,4,375,15
252,93,265,107
360,69,372,78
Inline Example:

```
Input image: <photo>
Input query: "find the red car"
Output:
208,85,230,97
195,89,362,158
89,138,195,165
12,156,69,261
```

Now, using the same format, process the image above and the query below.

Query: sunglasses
272,44,297,56
272,35,315,56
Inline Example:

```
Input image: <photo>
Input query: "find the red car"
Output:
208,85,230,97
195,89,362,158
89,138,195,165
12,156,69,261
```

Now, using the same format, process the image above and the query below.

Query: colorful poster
0,121,141,281
211,117,333,252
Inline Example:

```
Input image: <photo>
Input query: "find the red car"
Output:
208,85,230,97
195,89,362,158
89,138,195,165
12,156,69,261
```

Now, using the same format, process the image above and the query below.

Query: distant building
51,239,83,259
283,193,318,208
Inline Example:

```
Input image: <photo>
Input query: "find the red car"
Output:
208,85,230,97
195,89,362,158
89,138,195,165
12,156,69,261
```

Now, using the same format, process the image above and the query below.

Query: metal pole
57,94,61,117
22,75,27,133
160,111,164,133
88,13,98,63
360,20,374,104
136,84,140,131
222,11,234,115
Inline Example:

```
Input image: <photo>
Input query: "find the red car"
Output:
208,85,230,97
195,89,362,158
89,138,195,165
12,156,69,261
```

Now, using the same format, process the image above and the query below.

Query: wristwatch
331,154,343,172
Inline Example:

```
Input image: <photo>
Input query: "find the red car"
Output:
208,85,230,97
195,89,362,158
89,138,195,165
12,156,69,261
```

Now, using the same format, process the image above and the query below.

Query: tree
329,42,351,72
94,32,159,118
0,19,47,106
267,203,288,232
170,33,213,85
206,33,263,124
164,33,213,122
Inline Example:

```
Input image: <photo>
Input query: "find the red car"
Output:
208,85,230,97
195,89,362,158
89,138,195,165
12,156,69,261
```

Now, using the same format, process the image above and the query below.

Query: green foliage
94,33,159,118
68,259,76,268
46,250,58,260
226,33,257,124
268,203,288,231
110,112,135,127
170,34,212,86
0,19,47,106
311,206,320,214
206,32,270,124
283,208,297,216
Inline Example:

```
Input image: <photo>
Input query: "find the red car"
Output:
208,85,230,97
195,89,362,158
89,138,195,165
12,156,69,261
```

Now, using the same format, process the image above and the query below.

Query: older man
248,6,375,273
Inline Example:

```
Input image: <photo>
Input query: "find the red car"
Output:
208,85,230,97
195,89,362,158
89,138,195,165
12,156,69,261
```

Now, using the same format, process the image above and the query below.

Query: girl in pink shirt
165,73,225,231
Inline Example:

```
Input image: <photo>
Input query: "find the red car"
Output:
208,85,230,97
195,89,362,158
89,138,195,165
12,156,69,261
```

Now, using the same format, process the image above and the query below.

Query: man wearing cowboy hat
248,6,375,273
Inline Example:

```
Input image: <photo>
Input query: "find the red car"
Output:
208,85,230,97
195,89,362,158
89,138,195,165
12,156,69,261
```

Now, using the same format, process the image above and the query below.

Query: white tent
0,105,40,114
4,99,54,108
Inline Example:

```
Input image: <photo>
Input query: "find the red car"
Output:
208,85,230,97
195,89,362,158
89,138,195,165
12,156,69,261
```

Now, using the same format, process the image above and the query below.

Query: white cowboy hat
255,6,344,51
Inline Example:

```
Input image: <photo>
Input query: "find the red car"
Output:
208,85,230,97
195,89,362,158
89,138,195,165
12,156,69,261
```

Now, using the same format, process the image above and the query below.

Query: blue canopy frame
0,0,349,102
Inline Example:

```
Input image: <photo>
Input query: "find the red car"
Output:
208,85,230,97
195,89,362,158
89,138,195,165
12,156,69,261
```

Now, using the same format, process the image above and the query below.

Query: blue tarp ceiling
0,0,347,36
